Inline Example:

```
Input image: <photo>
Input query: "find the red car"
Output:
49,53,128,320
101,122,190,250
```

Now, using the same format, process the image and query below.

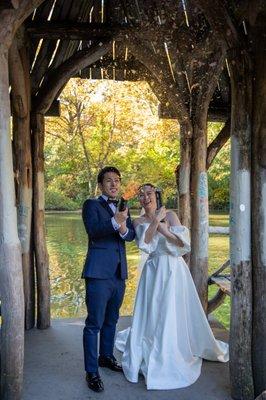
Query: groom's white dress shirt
99,194,128,238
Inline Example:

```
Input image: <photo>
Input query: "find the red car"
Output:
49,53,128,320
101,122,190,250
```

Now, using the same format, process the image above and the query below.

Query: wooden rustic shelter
0,1,265,400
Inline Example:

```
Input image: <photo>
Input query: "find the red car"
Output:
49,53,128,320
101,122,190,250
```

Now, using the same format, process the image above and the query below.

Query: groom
82,166,135,393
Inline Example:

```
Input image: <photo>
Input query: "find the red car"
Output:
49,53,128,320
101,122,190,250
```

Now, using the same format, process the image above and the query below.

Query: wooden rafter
27,21,146,40
128,35,189,123
34,39,113,114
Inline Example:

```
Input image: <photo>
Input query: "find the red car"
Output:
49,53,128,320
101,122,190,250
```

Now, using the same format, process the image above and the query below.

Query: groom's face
99,172,121,199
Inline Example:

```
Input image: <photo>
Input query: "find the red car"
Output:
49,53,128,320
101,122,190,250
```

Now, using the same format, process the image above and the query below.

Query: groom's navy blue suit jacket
82,197,135,279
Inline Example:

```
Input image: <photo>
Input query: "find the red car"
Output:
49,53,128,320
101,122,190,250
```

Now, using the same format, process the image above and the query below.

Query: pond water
46,212,230,328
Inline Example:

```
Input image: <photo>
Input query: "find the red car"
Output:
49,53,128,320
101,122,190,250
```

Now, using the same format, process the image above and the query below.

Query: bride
115,183,229,390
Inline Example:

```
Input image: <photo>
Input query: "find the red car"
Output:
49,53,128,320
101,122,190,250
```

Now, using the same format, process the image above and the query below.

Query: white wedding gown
115,223,229,390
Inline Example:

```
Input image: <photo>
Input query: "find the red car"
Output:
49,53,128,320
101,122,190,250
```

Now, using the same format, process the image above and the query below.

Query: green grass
209,212,229,227
208,234,230,329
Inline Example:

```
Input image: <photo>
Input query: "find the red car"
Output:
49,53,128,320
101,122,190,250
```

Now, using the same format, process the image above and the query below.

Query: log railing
208,259,230,314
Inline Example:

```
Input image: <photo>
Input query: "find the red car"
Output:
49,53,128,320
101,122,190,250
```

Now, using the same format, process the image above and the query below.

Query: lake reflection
46,212,140,319
46,212,230,328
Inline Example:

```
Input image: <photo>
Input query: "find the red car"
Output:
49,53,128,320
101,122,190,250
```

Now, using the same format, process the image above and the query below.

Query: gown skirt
115,223,229,390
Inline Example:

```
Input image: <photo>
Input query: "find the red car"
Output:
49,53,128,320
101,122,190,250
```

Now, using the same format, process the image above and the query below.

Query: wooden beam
26,20,176,43
206,119,230,169
30,0,71,93
45,1,94,72
207,288,227,314
208,106,230,122
75,67,142,81
158,103,230,122
45,99,61,117
34,39,113,114
90,57,141,70
27,21,135,40
210,277,231,296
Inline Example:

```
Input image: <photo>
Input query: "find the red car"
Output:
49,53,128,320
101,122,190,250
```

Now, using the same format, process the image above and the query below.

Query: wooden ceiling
25,0,232,119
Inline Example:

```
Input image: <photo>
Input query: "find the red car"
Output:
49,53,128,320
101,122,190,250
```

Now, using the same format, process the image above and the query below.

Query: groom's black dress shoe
86,372,104,392
98,356,123,372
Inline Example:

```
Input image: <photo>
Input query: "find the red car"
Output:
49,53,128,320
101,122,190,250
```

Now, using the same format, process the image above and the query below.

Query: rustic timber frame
0,1,265,400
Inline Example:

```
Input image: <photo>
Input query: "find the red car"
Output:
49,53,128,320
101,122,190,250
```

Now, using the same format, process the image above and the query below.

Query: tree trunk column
190,120,209,312
229,50,254,400
252,22,266,397
0,45,25,400
31,112,50,329
10,35,35,330
178,122,192,228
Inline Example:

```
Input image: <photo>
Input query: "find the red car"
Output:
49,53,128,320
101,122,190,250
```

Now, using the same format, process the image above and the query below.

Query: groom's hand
114,208,128,226
119,221,128,235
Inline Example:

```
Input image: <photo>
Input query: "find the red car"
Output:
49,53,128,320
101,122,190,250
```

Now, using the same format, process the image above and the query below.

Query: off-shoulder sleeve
135,223,158,254
168,225,191,256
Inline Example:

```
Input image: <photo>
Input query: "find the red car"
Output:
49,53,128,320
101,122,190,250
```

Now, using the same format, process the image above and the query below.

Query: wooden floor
23,316,231,400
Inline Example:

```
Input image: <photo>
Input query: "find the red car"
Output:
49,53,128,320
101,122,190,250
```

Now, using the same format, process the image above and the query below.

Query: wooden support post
190,118,209,311
251,21,266,397
229,50,254,400
31,112,50,329
178,122,192,228
0,45,24,400
189,47,226,312
9,34,35,330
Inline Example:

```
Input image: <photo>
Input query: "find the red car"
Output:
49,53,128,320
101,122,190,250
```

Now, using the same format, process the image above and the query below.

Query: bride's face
138,185,157,211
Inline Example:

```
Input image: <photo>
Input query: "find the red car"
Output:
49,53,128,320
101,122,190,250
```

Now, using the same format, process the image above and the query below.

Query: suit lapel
98,196,114,217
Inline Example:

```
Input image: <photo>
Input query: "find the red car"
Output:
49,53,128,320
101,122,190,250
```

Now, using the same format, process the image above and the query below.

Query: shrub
45,189,79,211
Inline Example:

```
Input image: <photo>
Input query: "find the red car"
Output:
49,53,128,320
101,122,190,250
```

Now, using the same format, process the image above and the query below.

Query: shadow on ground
23,316,230,400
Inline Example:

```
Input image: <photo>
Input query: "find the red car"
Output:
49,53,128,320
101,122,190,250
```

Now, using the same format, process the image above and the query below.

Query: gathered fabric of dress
115,223,229,390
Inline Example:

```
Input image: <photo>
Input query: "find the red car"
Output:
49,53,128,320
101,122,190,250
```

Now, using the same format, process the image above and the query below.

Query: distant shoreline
45,210,229,234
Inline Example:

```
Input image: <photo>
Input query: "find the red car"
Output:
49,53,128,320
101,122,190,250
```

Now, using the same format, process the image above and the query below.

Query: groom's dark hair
97,166,121,184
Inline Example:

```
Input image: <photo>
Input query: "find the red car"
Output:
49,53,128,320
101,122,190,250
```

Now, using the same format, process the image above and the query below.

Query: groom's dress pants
83,268,125,373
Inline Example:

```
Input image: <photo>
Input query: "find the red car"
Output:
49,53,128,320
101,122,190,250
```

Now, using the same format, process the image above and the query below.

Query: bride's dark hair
138,183,156,192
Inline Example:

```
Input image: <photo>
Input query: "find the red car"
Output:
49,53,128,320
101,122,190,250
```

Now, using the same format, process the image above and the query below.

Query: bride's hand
155,206,167,223
158,219,170,234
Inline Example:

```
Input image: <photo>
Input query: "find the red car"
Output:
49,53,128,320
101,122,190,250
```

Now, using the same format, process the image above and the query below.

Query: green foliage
45,80,230,210
45,79,179,209
208,123,230,210
45,189,79,211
